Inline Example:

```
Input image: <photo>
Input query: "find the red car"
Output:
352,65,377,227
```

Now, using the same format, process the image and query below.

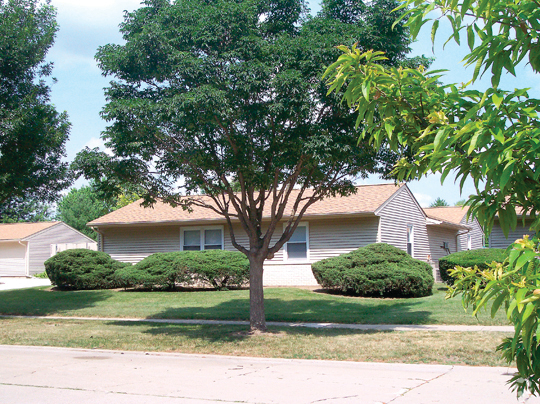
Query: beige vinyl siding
0,241,27,276
427,227,457,261
377,186,430,261
307,216,379,262
102,225,181,264
26,223,94,275
223,223,284,261
458,217,484,251
489,220,535,249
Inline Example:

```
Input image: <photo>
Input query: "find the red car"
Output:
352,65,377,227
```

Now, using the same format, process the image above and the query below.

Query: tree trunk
248,254,266,332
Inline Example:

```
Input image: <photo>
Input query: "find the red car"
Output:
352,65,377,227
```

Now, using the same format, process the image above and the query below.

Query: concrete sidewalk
0,314,516,332
0,277,50,291
0,345,537,403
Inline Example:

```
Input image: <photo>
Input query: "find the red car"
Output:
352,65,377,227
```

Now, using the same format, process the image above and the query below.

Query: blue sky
46,0,539,206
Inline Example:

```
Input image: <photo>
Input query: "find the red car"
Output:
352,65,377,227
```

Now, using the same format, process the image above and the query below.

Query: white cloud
412,192,433,208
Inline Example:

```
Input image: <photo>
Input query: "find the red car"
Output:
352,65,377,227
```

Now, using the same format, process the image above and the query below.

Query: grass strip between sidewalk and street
0,286,510,325
0,317,513,367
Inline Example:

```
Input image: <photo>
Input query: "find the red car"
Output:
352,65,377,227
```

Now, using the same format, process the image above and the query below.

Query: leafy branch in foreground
448,236,540,397
324,0,540,396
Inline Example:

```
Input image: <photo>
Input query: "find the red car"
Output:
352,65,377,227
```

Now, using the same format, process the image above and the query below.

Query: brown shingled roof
424,206,469,225
89,183,403,226
0,222,59,241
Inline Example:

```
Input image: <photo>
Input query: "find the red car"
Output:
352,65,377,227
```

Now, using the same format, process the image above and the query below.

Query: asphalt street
1,345,539,404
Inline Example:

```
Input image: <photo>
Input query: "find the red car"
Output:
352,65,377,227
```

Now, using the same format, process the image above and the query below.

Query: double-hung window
284,223,309,261
181,226,224,251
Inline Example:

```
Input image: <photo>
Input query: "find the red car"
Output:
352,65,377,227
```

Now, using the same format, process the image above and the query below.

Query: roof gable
0,222,60,241
89,183,404,226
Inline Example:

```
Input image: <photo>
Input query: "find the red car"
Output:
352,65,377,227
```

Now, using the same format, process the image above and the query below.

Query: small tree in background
429,197,449,207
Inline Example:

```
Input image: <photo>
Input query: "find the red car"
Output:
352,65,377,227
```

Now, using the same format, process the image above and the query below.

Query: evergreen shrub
438,248,506,284
45,249,128,290
311,243,434,297
116,250,250,290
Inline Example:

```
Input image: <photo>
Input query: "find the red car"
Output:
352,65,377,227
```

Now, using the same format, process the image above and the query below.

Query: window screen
286,225,307,260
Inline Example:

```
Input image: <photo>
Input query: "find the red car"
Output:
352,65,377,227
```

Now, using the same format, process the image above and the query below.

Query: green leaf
431,19,439,47
467,25,475,51
515,250,537,271
491,292,508,318
499,161,514,191
522,302,536,324
492,93,504,109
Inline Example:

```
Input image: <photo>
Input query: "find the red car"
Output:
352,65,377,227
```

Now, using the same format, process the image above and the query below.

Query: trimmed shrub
181,250,250,290
45,249,129,290
114,252,193,290
438,248,507,284
116,250,250,290
311,243,434,297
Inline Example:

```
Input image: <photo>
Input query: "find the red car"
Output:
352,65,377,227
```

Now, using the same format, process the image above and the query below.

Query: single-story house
0,222,97,277
88,184,484,285
487,208,536,248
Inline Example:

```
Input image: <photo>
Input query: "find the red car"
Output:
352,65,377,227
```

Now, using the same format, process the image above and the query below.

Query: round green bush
116,250,250,290
438,248,507,284
115,252,193,290
311,243,434,297
45,249,129,290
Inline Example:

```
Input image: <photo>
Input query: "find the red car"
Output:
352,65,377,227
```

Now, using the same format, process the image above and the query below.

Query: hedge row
312,243,434,297
438,248,507,284
45,249,249,290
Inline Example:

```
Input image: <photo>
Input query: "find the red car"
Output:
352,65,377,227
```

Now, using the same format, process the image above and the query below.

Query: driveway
1,345,538,403
0,277,50,291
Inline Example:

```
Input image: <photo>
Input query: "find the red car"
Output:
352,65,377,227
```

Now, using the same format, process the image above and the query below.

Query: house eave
426,218,470,231
89,211,378,229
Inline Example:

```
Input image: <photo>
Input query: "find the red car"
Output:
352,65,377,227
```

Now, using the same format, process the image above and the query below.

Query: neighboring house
423,206,485,277
0,222,97,277
489,213,535,249
88,184,480,286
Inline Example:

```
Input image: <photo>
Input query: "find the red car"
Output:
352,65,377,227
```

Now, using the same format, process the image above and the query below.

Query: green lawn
0,285,509,325
0,317,512,367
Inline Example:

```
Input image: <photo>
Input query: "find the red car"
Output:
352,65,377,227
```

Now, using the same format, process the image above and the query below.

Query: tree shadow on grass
0,287,113,316
144,296,433,325
106,320,394,343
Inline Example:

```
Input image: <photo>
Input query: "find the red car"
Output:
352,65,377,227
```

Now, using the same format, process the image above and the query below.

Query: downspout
92,227,104,252
456,229,470,252
18,240,29,277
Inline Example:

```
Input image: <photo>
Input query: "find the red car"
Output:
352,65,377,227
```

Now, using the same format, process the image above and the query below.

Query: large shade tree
324,0,540,395
75,0,423,332
0,0,71,212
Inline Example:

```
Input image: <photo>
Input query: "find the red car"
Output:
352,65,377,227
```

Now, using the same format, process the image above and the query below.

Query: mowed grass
0,317,512,367
0,285,509,325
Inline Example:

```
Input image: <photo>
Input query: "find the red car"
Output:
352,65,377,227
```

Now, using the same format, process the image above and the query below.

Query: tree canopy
324,0,540,395
0,197,53,223
56,183,141,239
0,0,71,212
75,0,422,331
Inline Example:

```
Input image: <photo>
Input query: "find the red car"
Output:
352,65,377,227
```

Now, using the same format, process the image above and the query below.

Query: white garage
0,242,28,276
0,222,97,277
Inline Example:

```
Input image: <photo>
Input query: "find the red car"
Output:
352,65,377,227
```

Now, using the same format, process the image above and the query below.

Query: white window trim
467,234,472,250
407,224,414,258
283,222,309,262
180,225,225,251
